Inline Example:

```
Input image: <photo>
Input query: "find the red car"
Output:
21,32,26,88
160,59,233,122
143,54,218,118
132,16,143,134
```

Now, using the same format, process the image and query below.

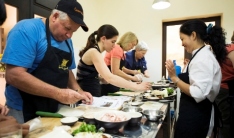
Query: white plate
57,106,84,117
146,96,159,100
131,102,144,106
60,117,78,126
39,127,73,138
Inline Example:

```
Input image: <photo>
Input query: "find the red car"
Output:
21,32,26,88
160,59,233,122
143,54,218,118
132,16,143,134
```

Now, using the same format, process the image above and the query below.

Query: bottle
161,76,166,85
173,60,181,77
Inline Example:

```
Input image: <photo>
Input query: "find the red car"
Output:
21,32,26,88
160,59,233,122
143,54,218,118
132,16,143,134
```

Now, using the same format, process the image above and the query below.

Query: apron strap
45,19,72,62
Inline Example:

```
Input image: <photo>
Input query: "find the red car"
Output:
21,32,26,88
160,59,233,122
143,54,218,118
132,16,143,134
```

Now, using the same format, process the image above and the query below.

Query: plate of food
152,88,176,96
73,132,112,138
131,101,144,106
145,96,160,101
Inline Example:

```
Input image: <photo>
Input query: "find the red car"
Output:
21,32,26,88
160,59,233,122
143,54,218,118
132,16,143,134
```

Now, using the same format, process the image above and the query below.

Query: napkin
29,117,42,132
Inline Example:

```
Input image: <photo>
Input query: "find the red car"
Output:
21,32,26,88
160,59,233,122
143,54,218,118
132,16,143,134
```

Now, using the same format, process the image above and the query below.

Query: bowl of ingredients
83,112,96,125
127,112,142,126
142,110,164,121
94,110,131,133
122,106,143,113
60,116,78,126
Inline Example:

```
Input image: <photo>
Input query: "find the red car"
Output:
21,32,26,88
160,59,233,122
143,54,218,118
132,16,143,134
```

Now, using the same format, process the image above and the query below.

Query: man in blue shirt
123,41,150,78
2,0,93,123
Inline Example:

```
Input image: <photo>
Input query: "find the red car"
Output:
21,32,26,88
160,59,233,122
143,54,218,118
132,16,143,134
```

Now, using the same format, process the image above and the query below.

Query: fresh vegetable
72,122,96,136
167,88,174,95
36,111,63,118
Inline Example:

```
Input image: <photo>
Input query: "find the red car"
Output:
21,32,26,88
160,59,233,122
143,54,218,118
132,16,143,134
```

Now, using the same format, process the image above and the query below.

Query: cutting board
26,118,82,138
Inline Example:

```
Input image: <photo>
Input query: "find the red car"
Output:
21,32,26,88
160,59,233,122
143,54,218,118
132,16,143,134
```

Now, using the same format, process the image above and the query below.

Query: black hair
79,24,119,57
180,19,227,64
0,0,7,25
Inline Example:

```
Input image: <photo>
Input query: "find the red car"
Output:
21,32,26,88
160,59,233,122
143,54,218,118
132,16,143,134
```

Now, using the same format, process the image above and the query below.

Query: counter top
26,104,169,138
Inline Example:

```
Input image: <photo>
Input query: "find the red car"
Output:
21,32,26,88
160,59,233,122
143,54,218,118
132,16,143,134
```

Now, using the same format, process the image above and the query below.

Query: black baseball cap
55,0,88,32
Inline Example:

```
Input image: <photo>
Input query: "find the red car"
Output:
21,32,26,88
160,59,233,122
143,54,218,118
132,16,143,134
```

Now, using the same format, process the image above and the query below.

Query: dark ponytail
180,19,227,63
79,24,119,57
207,25,227,63
79,31,97,57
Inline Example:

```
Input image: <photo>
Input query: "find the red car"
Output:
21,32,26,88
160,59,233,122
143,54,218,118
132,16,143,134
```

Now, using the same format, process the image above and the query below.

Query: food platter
143,88,176,101
145,96,160,101
73,132,112,138
131,101,144,106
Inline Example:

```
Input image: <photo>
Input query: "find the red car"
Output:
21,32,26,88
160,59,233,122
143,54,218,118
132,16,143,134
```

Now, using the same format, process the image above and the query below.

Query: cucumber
36,111,63,118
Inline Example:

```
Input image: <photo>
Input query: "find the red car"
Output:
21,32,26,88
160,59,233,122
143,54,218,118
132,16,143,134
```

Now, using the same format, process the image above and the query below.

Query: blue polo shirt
2,18,76,110
125,50,147,74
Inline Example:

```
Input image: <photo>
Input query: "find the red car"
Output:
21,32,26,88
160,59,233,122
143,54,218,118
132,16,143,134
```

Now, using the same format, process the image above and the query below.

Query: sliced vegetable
72,122,97,136
167,88,174,95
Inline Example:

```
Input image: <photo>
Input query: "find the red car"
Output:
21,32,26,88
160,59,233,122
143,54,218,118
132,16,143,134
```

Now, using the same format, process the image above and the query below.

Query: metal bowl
94,110,131,133
128,112,142,126
142,110,164,121
122,106,143,113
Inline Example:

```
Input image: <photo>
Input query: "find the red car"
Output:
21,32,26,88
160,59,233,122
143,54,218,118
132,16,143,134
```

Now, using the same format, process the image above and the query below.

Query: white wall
71,0,234,82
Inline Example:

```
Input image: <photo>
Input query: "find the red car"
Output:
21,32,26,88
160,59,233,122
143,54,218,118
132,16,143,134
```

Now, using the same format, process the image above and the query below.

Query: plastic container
168,60,181,80
173,60,181,76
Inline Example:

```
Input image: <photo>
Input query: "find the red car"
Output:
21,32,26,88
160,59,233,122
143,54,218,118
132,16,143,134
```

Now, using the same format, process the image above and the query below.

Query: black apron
101,52,126,96
19,19,72,122
77,46,101,97
174,46,213,138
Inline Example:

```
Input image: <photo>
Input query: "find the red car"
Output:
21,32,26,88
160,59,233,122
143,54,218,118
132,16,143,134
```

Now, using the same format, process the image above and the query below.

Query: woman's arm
111,57,138,81
227,51,234,68
144,70,150,78
88,50,149,91
122,67,140,75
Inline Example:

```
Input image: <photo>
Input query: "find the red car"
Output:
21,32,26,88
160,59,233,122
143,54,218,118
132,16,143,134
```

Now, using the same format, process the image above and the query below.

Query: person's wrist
75,87,83,93
174,78,180,87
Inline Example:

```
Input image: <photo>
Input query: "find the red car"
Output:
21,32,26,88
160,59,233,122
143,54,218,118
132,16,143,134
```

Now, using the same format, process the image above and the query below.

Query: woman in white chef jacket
165,19,227,138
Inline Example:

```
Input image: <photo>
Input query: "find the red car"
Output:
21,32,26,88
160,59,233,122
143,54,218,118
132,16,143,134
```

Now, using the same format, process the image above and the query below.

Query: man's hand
78,90,93,105
54,89,93,104
0,104,9,115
